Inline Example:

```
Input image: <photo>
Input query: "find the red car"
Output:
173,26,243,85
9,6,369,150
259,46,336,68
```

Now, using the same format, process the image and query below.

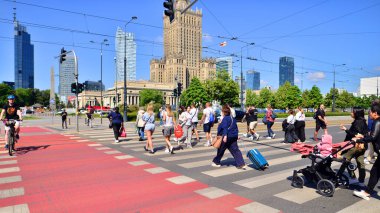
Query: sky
0,0,379,95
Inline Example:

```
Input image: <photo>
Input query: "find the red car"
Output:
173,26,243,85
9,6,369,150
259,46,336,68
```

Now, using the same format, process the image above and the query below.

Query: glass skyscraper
59,52,76,102
216,57,233,78
246,70,260,90
14,21,34,89
279,56,294,86
115,27,136,81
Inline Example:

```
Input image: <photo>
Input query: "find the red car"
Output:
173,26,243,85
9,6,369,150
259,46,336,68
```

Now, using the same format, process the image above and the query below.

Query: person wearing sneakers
246,105,259,141
136,107,145,141
162,105,175,154
200,102,215,146
107,107,124,143
190,104,200,142
1,95,23,150
314,104,328,142
352,102,380,200
265,104,276,139
212,105,246,169
143,104,156,154
295,106,306,142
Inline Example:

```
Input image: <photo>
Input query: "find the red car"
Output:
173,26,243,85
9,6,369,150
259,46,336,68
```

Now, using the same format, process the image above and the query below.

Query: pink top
266,109,274,122
317,134,333,157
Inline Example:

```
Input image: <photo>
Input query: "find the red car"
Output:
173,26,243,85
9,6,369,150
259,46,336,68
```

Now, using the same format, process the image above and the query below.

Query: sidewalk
0,127,257,212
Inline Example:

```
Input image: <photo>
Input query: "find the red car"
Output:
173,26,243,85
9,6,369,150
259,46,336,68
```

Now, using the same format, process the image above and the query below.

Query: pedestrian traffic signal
117,93,121,102
173,88,178,96
77,83,84,93
60,48,67,64
163,0,175,23
177,82,183,96
71,83,77,93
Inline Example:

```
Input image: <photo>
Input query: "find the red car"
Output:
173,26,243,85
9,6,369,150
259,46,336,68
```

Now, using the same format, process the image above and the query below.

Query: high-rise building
359,77,380,97
14,18,34,89
150,0,216,88
59,51,76,102
235,76,246,91
279,56,294,86
83,80,105,91
216,57,233,78
246,70,260,90
115,27,136,81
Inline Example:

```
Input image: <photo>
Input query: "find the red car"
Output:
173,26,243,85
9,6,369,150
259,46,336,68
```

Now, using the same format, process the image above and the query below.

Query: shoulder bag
212,116,233,149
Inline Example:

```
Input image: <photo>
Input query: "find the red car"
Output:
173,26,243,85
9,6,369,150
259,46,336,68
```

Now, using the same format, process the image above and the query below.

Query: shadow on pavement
16,145,50,155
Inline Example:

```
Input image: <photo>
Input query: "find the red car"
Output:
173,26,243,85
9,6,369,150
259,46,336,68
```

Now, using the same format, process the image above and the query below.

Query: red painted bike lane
0,127,258,212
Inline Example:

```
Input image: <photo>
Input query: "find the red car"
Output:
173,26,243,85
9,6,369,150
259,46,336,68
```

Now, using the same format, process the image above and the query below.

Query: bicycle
4,119,18,156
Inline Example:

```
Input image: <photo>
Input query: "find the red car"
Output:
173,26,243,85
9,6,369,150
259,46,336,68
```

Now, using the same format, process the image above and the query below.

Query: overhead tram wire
199,0,234,38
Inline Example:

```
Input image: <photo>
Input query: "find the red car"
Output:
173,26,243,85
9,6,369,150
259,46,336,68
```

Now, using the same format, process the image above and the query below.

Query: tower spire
13,7,16,22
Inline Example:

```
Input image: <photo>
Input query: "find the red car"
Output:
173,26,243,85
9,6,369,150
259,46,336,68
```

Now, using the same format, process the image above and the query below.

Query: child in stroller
291,135,357,197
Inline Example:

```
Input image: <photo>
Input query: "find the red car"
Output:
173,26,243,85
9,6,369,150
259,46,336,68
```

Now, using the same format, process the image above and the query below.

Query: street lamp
114,57,118,105
332,63,346,112
240,43,255,109
90,39,109,124
123,16,138,122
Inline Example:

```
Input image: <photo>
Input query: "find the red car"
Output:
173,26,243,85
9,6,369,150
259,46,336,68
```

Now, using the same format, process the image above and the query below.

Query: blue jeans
213,136,245,167
138,127,145,139
267,121,274,137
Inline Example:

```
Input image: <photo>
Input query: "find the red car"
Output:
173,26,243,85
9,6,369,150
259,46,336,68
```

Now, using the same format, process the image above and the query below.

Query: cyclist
0,95,23,149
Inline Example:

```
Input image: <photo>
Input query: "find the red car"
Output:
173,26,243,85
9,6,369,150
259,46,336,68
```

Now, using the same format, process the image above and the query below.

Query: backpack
271,111,277,119
209,110,215,123
282,119,288,131
313,112,317,119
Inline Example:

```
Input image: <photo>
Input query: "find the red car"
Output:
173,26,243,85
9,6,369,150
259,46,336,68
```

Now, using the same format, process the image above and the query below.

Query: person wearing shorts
314,104,328,142
190,104,199,141
143,104,156,154
200,102,214,146
162,105,175,154
0,95,23,149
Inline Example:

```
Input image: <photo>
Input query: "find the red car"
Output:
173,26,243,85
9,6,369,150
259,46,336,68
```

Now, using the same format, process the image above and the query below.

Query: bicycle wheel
8,132,13,156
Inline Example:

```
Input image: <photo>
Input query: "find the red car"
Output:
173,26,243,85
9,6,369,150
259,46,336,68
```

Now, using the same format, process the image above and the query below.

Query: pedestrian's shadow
15,145,50,155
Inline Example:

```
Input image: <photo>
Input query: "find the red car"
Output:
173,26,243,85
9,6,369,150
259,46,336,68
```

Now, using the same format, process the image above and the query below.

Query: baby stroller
291,140,357,197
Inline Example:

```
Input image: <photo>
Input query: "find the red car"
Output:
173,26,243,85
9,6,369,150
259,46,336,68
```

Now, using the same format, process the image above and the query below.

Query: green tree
180,77,210,107
204,70,239,106
308,85,324,109
301,89,310,109
67,101,74,108
35,90,51,107
336,90,355,110
274,82,302,109
139,89,163,106
0,83,13,105
246,90,260,107
324,88,339,107
257,87,274,108
15,88,34,106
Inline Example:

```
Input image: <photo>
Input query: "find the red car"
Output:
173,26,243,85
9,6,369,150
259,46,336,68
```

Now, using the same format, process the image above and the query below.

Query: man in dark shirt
0,95,23,149
314,104,328,141
61,109,68,129
243,106,259,140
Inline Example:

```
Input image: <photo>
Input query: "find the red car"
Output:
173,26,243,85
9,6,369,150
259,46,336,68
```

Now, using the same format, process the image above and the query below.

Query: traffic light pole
72,50,79,132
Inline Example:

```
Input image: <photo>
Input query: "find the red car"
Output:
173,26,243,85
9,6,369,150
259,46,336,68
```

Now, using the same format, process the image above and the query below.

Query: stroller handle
330,140,355,156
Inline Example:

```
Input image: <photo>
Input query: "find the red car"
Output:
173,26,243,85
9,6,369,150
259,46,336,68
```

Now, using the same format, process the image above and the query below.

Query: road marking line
0,155,16,159
274,187,322,204
128,161,150,166
95,147,111,150
104,150,122,154
337,196,380,213
69,137,81,139
235,202,280,213
0,187,24,199
145,167,169,174
0,204,29,213
77,139,89,142
0,176,22,184
87,144,102,147
0,167,20,174
194,187,231,199
0,160,17,166
114,155,134,160
166,175,195,185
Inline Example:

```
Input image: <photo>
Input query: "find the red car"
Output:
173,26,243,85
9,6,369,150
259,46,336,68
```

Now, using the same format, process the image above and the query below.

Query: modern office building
115,27,136,81
216,57,233,78
83,80,105,91
235,76,246,91
359,77,380,97
279,56,294,86
246,70,260,90
150,0,216,88
14,18,34,89
58,51,76,102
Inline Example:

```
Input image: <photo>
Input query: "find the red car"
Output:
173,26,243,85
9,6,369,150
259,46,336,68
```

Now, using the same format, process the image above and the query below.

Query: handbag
262,116,268,125
174,125,183,138
119,127,127,137
211,136,223,148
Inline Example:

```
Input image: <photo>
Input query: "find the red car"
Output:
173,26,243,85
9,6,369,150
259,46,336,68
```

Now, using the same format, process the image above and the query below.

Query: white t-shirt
190,108,199,122
287,115,296,124
163,112,174,127
295,111,305,121
230,107,236,118
203,107,214,124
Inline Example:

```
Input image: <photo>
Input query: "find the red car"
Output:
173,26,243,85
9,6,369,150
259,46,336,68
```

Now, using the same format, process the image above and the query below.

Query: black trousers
295,121,305,142
367,154,380,193
62,119,67,129
112,123,122,140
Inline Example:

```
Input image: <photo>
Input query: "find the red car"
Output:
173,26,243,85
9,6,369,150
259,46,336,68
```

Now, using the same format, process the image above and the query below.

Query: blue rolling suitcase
247,149,269,170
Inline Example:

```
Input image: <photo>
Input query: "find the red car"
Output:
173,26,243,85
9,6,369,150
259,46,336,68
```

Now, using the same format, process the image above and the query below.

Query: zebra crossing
61,127,380,212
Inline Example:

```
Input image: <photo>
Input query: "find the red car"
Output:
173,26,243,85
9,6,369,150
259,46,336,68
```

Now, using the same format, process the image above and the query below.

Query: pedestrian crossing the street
59,127,380,212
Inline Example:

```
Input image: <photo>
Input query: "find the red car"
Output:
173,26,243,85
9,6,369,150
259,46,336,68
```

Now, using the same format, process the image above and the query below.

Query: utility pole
240,43,255,109
332,63,345,112
72,51,79,132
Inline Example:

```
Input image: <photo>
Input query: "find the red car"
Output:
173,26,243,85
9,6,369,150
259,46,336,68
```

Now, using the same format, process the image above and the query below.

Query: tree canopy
179,77,209,107
139,89,163,106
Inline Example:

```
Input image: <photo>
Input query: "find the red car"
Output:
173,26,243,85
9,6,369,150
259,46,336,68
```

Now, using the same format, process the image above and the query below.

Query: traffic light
177,82,183,96
77,83,84,93
117,93,121,102
173,88,178,96
71,83,77,94
163,0,175,23
60,48,67,64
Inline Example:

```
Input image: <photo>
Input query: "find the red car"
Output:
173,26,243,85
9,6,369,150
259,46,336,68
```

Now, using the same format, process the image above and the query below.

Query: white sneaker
243,133,248,137
353,190,370,200
249,136,254,140
255,134,260,141
115,140,119,143
204,141,211,147
266,137,272,140
164,148,170,153
364,158,370,165
272,134,276,139
211,162,221,167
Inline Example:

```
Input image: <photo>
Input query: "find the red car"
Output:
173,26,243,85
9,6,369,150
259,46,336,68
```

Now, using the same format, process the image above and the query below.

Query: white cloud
294,77,301,84
260,80,268,86
307,72,326,82
203,33,213,43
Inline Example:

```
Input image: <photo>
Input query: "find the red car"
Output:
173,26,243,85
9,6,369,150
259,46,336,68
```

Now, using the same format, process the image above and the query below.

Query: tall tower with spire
150,0,216,88
14,7,34,89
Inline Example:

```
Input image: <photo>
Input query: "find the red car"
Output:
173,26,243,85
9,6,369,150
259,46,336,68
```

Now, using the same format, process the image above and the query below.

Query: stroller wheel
347,163,357,172
317,179,335,197
337,174,350,187
291,175,304,188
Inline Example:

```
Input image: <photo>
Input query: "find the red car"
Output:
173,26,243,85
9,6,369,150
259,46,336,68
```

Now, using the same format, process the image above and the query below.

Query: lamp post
114,57,118,105
123,16,138,122
240,43,255,109
90,39,109,124
332,63,346,112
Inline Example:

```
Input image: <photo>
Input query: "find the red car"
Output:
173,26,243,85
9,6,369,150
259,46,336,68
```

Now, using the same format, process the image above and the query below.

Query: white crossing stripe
87,144,102,147
128,161,150,166
0,204,29,213
114,155,134,160
95,147,111,150
77,139,89,142
194,187,231,199
0,187,24,199
0,160,17,166
337,196,380,213
235,201,280,213
145,167,169,174
274,187,322,204
166,175,195,184
0,176,22,184
69,137,81,139
0,155,16,159
0,167,20,174
104,150,122,154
